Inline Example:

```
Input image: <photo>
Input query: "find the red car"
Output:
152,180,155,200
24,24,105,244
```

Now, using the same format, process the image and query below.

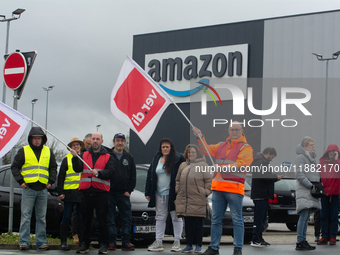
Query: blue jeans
297,208,312,242
19,187,48,248
61,201,82,225
321,195,339,238
107,193,132,244
210,191,244,250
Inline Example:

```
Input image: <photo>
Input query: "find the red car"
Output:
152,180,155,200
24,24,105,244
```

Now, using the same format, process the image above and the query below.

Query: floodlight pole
312,51,340,152
0,8,25,104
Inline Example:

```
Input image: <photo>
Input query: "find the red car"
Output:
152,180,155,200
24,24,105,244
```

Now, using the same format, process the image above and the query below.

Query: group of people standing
10,123,340,255
11,128,136,254
294,137,340,251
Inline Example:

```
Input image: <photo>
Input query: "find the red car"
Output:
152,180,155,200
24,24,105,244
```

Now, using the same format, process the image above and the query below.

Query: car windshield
135,167,148,192
274,178,296,191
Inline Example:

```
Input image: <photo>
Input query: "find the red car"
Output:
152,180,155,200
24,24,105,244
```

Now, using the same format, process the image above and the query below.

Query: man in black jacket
106,133,136,251
71,132,114,254
11,127,57,251
250,147,281,247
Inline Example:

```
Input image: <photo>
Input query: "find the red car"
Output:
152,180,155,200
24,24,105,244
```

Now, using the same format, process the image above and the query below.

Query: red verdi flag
111,56,172,144
0,102,29,158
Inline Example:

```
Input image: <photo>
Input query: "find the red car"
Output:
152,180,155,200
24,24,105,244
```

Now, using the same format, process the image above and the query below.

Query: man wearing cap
71,132,114,254
106,133,136,251
11,127,57,251
57,138,84,251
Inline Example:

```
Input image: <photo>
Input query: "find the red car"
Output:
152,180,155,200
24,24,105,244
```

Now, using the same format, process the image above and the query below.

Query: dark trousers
184,216,204,246
81,192,109,247
61,201,82,225
314,210,320,237
107,193,132,244
321,195,339,238
252,199,268,241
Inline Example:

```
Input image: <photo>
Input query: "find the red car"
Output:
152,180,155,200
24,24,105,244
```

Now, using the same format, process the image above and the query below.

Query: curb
0,244,79,250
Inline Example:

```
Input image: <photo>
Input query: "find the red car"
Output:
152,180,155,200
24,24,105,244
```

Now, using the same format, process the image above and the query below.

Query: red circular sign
3,52,27,90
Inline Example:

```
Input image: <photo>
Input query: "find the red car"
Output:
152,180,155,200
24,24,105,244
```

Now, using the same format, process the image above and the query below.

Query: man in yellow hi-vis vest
57,137,84,251
11,127,57,251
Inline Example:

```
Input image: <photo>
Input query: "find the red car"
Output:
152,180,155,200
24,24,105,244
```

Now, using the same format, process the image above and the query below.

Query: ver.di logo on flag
113,68,167,132
0,111,20,151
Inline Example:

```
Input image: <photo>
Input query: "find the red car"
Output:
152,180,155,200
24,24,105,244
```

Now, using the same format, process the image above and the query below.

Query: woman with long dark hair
145,138,185,252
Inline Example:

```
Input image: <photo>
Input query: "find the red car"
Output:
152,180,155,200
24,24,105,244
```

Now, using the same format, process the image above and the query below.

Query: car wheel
286,222,297,231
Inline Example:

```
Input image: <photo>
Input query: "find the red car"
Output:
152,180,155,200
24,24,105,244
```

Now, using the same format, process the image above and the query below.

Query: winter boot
60,223,70,251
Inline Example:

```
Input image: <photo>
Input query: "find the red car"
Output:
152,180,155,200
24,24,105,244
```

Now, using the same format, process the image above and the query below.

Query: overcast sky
1,0,339,152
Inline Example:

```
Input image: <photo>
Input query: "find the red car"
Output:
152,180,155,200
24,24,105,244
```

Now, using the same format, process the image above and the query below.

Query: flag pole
127,56,215,165
171,101,215,166
29,119,93,170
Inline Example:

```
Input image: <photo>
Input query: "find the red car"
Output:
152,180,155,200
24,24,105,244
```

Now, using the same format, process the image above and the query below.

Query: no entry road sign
3,52,27,90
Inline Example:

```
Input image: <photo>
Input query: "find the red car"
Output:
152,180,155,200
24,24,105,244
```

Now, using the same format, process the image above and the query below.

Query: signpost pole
8,90,19,234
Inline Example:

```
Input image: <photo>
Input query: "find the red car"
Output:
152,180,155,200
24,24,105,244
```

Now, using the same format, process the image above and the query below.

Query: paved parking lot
1,223,339,254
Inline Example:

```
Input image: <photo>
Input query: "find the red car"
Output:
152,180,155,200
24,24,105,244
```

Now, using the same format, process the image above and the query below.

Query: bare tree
47,139,68,162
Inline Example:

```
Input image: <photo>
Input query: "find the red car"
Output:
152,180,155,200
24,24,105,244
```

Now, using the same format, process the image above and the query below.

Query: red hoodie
319,144,340,196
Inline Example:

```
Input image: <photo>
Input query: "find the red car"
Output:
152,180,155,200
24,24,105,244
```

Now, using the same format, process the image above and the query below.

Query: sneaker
317,237,328,245
98,245,108,254
122,242,135,251
148,240,164,252
329,237,336,245
19,245,28,251
314,235,320,242
202,246,219,255
108,243,116,250
232,247,242,255
38,245,50,251
78,243,90,254
194,246,203,253
182,245,193,253
261,239,270,246
171,240,181,252
250,240,266,247
295,241,316,250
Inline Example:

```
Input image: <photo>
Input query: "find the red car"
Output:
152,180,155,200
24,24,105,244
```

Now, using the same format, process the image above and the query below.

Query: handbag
310,181,325,198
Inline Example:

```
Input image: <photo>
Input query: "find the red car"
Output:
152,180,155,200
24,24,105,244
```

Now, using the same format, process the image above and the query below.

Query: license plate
133,225,156,233
243,216,254,223
288,210,297,215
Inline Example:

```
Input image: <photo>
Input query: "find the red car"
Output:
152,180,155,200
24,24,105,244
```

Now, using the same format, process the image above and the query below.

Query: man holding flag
11,126,57,251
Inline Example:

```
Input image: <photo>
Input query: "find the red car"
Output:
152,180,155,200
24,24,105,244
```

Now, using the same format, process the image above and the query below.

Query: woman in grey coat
295,136,321,251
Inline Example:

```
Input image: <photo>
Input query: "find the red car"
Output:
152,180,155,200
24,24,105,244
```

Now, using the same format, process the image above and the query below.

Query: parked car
246,176,299,231
0,164,64,237
204,181,255,243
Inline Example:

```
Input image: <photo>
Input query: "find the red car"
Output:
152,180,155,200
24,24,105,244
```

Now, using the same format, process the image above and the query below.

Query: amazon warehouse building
130,10,340,169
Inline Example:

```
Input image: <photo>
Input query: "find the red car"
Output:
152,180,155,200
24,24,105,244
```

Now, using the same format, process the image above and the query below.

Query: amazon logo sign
145,44,248,104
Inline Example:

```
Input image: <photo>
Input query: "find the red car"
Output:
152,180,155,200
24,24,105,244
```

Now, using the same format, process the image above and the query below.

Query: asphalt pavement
0,224,339,255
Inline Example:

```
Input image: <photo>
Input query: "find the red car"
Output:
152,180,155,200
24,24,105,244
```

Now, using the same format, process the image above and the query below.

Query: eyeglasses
229,129,242,132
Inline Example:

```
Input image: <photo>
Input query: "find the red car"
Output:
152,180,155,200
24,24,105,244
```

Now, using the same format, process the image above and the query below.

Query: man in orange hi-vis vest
193,121,253,255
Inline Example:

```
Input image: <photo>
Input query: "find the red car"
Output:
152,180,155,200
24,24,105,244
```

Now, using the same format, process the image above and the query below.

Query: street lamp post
43,86,54,132
0,8,25,104
312,51,340,151
96,125,101,132
31,99,38,128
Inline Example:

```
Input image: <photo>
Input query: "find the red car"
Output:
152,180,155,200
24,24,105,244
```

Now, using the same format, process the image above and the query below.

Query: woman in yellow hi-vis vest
11,127,57,251
57,138,84,251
